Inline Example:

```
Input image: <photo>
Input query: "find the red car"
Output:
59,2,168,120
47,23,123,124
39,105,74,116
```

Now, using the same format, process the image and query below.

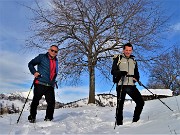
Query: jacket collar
46,52,58,60
122,53,135,59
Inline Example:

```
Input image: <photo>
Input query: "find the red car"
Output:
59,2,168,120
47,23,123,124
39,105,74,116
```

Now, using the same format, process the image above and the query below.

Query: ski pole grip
34,74,42,81
38,74,42,78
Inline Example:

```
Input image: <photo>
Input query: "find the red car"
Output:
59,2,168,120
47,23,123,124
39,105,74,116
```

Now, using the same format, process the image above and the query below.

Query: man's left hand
133,78,137,82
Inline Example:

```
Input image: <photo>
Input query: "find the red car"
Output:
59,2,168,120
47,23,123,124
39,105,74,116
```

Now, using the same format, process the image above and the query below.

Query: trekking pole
114,76,124,129
109,83,115,94
17,79,35,123
138,81,174,112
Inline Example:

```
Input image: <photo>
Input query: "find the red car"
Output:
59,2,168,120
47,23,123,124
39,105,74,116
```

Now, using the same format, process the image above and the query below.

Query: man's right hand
34,72,40,78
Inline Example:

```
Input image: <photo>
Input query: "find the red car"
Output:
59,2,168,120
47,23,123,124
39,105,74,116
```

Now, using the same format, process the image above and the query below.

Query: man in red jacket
28,45,59,123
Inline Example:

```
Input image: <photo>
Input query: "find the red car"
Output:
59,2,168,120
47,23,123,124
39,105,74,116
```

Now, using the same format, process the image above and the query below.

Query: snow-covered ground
1,95,180,134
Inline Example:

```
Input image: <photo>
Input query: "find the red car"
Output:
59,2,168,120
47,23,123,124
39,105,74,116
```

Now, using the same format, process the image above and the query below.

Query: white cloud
0,50,35,91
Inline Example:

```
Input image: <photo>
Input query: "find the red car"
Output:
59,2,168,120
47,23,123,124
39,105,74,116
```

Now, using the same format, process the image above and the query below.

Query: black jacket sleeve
134,61,140,82
28,54,42,75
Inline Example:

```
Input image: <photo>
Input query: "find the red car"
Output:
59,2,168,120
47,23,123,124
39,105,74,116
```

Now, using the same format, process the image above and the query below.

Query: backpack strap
112,54,122,64
117,55,122,66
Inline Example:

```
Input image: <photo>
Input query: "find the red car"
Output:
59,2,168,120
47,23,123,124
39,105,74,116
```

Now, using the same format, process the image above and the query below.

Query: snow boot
132,117,139,123
28,115,36,123
44,117,53,121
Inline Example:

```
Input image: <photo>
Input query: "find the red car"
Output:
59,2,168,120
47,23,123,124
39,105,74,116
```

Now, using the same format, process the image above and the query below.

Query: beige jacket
117,54,137,86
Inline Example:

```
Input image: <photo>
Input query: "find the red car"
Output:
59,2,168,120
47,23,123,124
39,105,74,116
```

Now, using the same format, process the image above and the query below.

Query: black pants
30,84,55,120
116,85,144,122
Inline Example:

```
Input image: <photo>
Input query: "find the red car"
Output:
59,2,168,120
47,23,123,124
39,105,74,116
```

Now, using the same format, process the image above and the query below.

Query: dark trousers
116,85,144,122
30,84,55,120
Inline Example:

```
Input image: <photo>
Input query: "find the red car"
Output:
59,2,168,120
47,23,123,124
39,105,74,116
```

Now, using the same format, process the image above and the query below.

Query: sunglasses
50,49,58,53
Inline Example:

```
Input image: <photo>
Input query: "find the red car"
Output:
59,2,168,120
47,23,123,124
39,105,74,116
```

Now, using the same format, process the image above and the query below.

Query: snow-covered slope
1,95,180,134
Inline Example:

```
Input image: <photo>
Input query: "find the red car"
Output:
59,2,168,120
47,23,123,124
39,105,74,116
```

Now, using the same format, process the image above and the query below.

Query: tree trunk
88,64,95,104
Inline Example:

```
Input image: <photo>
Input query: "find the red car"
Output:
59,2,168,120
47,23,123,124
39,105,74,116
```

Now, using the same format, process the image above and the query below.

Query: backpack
112,54,136,83
113,74,121,84
112,55,122,83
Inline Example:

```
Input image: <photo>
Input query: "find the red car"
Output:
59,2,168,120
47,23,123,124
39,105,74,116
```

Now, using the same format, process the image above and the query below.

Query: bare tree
26,0,169,103
147,46,180,92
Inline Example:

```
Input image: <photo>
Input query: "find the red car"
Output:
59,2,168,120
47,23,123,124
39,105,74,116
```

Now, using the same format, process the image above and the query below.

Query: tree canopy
26,0,170,103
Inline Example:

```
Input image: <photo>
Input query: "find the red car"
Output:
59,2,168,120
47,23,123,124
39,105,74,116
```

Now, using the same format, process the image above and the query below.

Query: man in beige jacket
111,43,144,125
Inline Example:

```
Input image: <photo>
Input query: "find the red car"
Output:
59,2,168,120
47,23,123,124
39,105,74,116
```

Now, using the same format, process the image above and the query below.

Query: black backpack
112,55,122,83
113,74,121,84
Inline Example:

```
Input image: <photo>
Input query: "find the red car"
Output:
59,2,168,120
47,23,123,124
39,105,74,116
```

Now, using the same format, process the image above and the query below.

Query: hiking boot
28,115,36,123
29,119,36,123
44,118,53,121
132,117,139,123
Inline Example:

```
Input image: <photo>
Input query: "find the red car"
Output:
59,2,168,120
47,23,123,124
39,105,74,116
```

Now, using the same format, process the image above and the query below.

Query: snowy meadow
1,95,180,135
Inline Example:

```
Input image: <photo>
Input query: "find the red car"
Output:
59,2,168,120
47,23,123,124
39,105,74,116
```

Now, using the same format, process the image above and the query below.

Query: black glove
120,71,128,76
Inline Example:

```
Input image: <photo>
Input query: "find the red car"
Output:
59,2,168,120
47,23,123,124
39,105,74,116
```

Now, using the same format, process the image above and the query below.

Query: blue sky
0,0,180,103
